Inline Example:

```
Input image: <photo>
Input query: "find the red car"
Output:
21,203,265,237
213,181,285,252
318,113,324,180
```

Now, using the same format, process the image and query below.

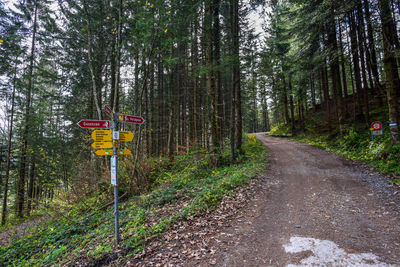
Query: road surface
203,134,400,266
131,134,400,266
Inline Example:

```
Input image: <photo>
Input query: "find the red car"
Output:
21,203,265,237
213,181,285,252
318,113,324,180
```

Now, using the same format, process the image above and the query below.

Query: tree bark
349,12,364,118
231,0,242,153
1,56,18,225
327,16,344,135
356,3,370,126
364,0,382,94
379,0,400,144
17,3,38,218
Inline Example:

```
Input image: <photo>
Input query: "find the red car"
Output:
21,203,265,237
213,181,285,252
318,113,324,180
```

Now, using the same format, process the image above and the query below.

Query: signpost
78,107,143,245
119,131,134,142
118,114,145,124
371,121,382,131
91,130,112,141
95,149,131,156
117,149,131,155
111,112,120,245
104,105,113,118
370,121,383,138
78,120,110,129
91,142,113,149
95,149,113,156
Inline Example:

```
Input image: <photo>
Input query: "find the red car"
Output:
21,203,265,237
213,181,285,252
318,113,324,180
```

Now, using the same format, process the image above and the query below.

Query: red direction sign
371,121,382,130
104,105,113,118
78,120,110,129
118,114,145,124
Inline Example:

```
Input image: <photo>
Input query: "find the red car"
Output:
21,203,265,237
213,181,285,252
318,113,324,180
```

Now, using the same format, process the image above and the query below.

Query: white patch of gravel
284,236,392,267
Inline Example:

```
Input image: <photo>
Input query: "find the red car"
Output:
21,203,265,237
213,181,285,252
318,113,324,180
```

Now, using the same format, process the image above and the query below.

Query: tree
379,0,400,144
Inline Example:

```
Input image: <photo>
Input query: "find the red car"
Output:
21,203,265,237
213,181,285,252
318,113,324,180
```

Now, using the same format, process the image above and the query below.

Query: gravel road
195,134,400,266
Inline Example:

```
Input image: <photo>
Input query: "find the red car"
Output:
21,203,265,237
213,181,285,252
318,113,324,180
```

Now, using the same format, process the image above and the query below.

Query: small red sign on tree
371,121,382,131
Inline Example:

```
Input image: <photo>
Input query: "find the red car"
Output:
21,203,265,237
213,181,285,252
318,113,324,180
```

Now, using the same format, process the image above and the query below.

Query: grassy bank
0,135,267,266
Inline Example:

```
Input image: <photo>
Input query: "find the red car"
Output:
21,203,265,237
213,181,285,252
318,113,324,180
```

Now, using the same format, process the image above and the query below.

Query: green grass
0,136,267,266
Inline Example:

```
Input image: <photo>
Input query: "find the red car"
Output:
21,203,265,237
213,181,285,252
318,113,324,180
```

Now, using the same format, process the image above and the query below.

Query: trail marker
79,107,144,246
118,149,131,155
94,149,132,156
104,105,113,118
119,131,134,142
91,130,112,141
78,120,110,129
118,114,145,124
95,150,113,156
91,142,113,149
370,121,383,138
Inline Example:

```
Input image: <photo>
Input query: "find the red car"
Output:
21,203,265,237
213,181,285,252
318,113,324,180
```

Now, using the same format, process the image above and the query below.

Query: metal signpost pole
112,113,120,245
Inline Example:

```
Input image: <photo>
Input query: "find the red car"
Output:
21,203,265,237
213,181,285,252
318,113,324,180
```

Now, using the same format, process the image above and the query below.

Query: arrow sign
95,149,131,156
118,149,131,155
104,105,113,118
92,130,112,141
78,120,110,129
119,131,134,142
118,114,145,124
96,149,113,156
91,142,113,149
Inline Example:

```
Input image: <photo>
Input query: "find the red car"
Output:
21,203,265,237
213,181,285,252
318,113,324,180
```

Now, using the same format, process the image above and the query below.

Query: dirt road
190,134,400,266
131,134,400,266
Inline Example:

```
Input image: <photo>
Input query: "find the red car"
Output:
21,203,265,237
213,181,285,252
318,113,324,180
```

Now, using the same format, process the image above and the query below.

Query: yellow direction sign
91,130,112,141
119,131,134,142
95,149,132,156
118,149,131,155
91,142,113,149
96,149,113,156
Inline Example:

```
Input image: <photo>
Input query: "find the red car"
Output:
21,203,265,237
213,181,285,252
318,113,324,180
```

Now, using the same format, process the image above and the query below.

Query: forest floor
128,133,400,266
0,215,47,247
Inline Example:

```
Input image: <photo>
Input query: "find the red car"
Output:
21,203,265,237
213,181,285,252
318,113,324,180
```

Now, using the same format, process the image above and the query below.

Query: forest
0,0,400,265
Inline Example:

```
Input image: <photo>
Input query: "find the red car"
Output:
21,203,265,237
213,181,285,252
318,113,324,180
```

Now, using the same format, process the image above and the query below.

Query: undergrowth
0,135,267,266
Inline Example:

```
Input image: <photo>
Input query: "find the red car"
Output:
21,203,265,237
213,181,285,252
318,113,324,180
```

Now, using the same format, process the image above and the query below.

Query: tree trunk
338,20,348,98
379,0,400,144
322,57,331,125
213,0,223,149
231,0,242,153
113,0,123,113
282,74,290,124
310,73,316,109
26,159,35,216
364,0,382,94
82,0,102,120
349,12,364,118
1,56,18,225
205,0,218,167
356,4,370,126
17,4,38,218
327,16,344,135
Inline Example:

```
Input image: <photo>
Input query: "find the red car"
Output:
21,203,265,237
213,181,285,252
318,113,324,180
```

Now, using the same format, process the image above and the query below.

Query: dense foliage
260,0,400,146
0,0,263,224
0,136,266,265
